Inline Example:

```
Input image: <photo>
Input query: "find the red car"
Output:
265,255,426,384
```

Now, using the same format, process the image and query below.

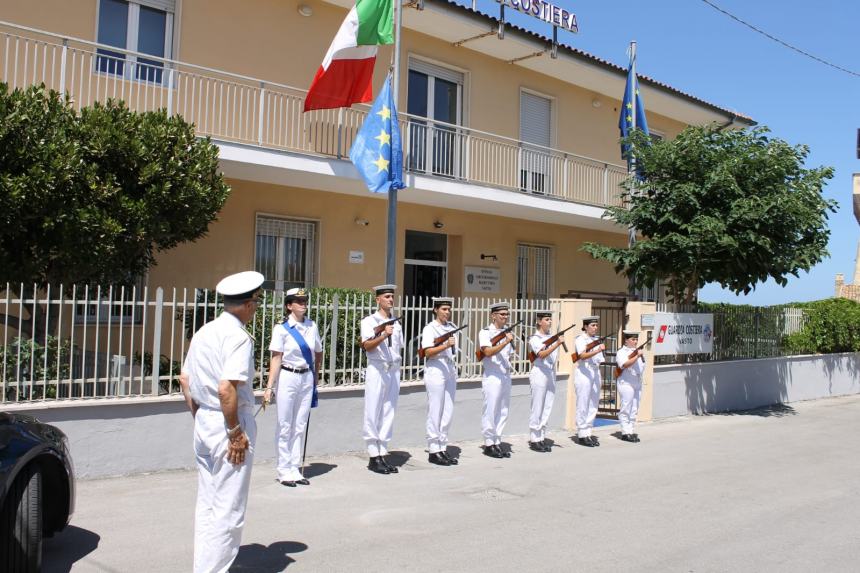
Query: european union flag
349,75,405,194
618,58,649,161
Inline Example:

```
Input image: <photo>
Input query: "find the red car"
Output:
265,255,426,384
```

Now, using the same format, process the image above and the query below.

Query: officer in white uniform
479,302,516,459
264,288,322,486
573,316,605,447
421,297,460,466
179,271,263,573
527,310,565,453
616,330,646,442
360,284,404,475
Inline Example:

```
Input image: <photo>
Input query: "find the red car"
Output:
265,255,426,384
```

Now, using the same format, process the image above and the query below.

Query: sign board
348,250,364,264
464,266,500,293
497,0,579,33
640,314,654,327
652,313,714,355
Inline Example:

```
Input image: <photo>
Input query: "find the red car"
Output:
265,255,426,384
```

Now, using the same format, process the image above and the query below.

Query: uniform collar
220,310,244,329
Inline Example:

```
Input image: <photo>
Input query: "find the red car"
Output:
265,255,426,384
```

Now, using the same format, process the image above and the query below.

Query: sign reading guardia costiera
498,0,579,33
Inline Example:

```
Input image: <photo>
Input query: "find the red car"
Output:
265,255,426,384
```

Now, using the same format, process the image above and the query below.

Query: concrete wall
652,353,860,419
10,374,568,478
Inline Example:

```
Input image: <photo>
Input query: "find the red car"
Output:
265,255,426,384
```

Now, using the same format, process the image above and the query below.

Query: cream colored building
0,0,754,300
835,174,860,301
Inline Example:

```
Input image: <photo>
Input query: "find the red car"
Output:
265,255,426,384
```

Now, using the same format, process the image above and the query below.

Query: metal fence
0,283,558,403
654,303,808,364
0,20,626,209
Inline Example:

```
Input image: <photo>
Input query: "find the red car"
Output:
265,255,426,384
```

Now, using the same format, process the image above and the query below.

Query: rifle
613,336,652,378
475,320,523,361
367,316,402,348
570,336,607,364
418,324,469,359
527,323,577,363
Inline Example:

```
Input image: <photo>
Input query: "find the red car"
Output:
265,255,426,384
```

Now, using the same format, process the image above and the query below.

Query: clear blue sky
466,0,860,305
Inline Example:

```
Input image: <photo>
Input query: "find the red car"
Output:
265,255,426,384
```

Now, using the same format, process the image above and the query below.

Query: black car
0,412,75,572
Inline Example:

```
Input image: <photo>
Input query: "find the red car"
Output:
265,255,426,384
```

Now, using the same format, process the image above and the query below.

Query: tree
0,83,230,338
0,83,230,287
582,125,836,303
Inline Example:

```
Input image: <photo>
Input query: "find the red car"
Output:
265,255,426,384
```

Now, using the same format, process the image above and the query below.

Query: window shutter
137,0,175,13
520,92,552,148
409,58,464,86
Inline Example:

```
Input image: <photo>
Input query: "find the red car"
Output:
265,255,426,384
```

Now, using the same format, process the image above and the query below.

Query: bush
1,336,72,400
783,298,860,354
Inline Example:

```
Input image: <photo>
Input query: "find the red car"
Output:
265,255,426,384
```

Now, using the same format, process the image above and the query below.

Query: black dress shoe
280,480,297,487
590,436,600,447
428,452,451,466
483,445,504,458
501,446,512,458
381,456,399,473
441,451,459,465
632,434,641,443
621,433,633,442
578,437,595,447
529,441,547,453
368,457,391,475
296,478,310,485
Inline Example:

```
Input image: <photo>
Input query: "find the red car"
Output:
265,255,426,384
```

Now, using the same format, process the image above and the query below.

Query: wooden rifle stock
370,316,402,348
527,323,577,363
418,324,469,359
476,320,523,361
570,336,607,364
613,336,652,378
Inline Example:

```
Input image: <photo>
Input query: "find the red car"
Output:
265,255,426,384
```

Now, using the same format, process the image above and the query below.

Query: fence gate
591,299,626,418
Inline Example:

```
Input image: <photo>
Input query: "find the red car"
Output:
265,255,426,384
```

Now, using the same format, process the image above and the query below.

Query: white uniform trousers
529,366,556,442
363,360,401,457
481,370,511,446
193,407,256,573
618,379,642,435
275,369,314,481
424,359,457,453
574,370,601,438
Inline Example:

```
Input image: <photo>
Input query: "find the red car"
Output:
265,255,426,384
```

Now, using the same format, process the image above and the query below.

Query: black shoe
529,441,547,453
483,445,504,458
368,456,391,475
578,436,595,447
429,452,451,466
441,451,459,465
280,480,297,487
632,434,641,443
296,478,310,485
621,433,633,442
381,456,399,473
501,446,512,458
589,436,600,447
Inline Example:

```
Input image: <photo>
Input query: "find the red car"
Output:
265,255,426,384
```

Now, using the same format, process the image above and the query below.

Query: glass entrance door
404,230,447,297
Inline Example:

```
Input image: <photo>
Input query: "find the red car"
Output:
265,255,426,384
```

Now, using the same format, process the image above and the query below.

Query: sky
465,0,860,305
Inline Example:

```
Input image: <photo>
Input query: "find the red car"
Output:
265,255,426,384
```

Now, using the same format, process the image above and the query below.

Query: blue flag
349,75,405,194
618,58,649,161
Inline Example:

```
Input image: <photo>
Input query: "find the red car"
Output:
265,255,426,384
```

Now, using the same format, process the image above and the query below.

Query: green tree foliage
582,125,836,303
783,298,860,354
0,83,230,287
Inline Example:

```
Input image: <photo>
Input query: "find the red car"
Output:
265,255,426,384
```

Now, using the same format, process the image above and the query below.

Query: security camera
355,218,370,227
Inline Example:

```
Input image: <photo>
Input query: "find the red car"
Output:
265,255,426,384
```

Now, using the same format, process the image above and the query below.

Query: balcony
0,21,627,209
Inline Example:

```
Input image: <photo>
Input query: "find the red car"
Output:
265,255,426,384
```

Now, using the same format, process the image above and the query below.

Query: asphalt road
44,394,860,572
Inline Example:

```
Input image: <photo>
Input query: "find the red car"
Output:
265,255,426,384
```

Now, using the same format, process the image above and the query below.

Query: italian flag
303,0,394,112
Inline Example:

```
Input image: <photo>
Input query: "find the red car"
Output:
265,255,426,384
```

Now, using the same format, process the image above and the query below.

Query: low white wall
652,353,860,419
8,375,568,478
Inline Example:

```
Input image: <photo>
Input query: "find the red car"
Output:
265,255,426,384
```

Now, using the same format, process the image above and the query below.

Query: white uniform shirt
421,321,459,362
269,317,322,370
529,332,559,370
616,345,645,385
361,311,403,362
183,311,255,411
575,333,604,376
479,325,514,373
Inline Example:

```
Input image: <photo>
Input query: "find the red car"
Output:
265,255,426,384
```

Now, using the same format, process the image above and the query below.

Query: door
407,61,463,177
403,230,447,297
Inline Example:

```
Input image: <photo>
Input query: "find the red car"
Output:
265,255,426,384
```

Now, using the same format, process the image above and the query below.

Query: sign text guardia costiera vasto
498,0,579,33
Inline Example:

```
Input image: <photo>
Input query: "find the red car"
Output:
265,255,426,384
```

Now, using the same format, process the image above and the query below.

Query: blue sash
283,319,319,408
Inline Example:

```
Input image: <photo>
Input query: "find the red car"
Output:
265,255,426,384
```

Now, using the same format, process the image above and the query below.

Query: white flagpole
385,0,403,284
627,41,638,299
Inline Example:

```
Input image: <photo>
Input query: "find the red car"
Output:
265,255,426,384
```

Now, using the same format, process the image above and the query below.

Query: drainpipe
716,112,737,131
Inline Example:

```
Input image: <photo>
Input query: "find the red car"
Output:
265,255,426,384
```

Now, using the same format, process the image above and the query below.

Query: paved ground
44,395,860,572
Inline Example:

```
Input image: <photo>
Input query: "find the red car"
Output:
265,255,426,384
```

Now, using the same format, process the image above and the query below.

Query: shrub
783,298,860,354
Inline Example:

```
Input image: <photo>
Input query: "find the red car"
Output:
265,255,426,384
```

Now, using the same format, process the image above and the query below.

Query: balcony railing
0,20,627,208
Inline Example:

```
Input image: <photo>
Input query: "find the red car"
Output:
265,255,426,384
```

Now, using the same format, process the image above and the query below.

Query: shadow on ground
229,540,309,572
302,462,337,479
714,403,798,417
387,451,411,469
43,525,101,573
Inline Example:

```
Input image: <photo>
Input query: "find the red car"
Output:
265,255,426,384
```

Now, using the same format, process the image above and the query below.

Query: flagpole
627,41,638,299
385,0,403,284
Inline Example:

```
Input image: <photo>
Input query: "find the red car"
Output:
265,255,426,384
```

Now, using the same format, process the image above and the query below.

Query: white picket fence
0,284,558,403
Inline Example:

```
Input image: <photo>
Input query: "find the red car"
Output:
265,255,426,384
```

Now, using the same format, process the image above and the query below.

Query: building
835,173,860,301
0,0,754,301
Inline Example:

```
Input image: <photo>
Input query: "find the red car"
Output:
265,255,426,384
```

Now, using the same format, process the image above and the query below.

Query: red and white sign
652,313,714,355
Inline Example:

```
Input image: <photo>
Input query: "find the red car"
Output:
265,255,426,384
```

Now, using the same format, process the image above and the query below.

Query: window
519,90,553,195
517,244,552,300
96,0,174,83
406,59,464,177
255,215,318,291
404,231,447,297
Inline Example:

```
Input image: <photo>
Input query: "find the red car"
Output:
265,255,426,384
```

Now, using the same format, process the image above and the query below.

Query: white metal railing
0,20,627,208
1,283,559,403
